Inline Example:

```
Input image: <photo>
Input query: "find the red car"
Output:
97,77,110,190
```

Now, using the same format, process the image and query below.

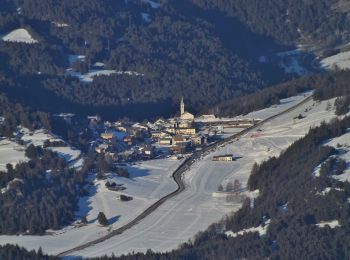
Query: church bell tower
180,96,185,116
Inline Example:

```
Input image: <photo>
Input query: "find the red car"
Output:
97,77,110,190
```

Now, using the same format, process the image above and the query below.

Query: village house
123,136,134,145
171,145,187,155
191,135,208,146
100,132,115,142
140,145,156,158
175,127,196,136
172,135,190,146
159,137,172,145
212,154,235,162
151,131,166,140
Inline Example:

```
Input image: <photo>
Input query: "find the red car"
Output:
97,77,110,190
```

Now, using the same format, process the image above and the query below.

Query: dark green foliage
190,0,350,46
0,0,289,120
210,70,350,117
0,41,66,76
0,148,87,234
313,70,350,101
206,77,310,116
0,93,52,137
334,96,350,115
97,212,109,226
0,244,57,260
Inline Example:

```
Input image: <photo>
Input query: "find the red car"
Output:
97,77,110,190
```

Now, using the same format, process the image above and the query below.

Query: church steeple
180,96,185,115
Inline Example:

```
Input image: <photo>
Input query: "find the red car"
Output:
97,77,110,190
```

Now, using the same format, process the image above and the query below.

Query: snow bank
2,28,38,44
321,51,350,70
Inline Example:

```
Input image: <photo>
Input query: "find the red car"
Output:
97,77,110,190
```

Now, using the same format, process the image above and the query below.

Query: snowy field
0,158,183,256
196,91,312,125
0,128,80,171
0,139,27,171
321,50,350,70
64,96,337,258
0,95,342,257
20,128,81,163
2,28,38,44
236,90,313,120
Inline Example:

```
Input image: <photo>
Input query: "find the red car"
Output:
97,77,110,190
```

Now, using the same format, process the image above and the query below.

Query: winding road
57,94,312,257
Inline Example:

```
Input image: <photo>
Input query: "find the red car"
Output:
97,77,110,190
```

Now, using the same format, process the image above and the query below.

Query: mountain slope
0,0,288,120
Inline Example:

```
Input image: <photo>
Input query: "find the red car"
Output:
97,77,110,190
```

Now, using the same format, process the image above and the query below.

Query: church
179,97,194,121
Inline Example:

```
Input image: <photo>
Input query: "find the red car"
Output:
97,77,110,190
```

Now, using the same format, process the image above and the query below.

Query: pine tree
97,212,109,226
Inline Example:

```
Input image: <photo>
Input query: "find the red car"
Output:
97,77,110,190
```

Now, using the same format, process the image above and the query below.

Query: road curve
57,94,312,257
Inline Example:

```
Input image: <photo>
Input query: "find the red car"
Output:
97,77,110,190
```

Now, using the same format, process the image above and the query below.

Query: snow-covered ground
21,128,80,163
225,219,270,238
67,54,144,83
0,139,27,171
0,158,183,256
321,130,350,182
2,28,38,44
0,128,80,171
316,220,340,229
0,95,341,257
196,91,312,124
66,67,144,83
320,50,350,70
236,90,313,120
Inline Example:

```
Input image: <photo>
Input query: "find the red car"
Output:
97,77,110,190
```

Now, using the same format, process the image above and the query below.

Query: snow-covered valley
0,92,344,258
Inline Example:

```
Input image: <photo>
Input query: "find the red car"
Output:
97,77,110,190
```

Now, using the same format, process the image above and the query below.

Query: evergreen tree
97,212,109,226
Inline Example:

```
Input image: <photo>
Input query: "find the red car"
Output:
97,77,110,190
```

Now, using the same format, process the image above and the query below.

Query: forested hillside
0,0,289,120
191,0,350,46
0,244,56,260
208,70,350,117
0,146,89,234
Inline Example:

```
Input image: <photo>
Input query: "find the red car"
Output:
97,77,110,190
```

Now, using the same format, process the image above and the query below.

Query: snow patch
316,220,340,228
322,132,350,182
225,219,271,238
0,139,27,172
1,178,24,194
68,55,86,65
141,13,151,23
321,51,350,70
67,69,144,83
2,28,38,44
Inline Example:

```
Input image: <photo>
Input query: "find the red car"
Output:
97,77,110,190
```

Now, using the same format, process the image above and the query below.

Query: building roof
173,135,187,142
